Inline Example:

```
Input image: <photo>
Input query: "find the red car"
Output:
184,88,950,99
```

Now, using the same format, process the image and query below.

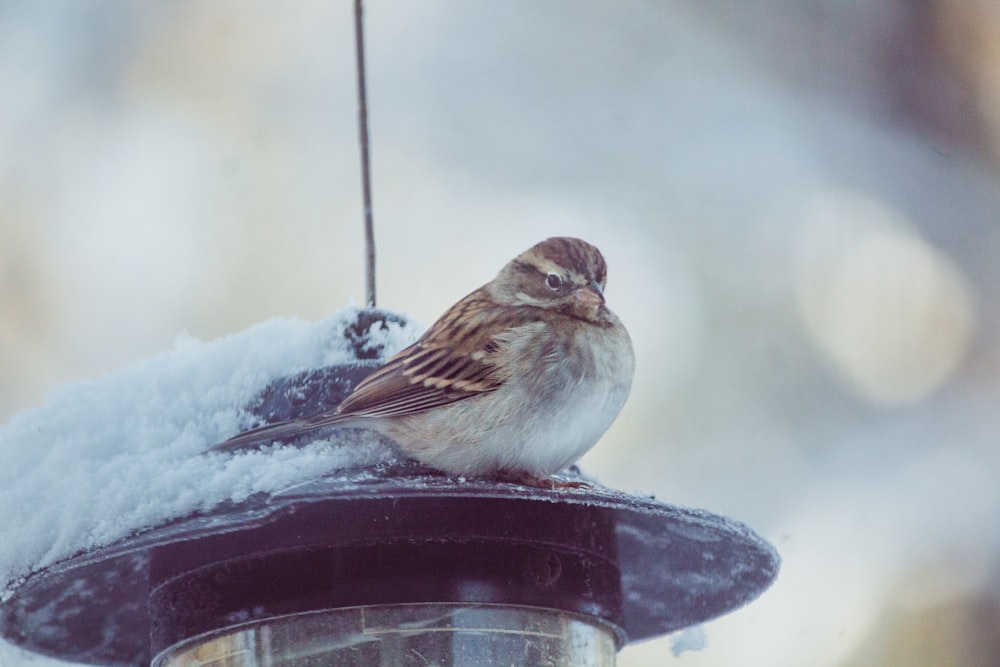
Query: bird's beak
573,281,606,309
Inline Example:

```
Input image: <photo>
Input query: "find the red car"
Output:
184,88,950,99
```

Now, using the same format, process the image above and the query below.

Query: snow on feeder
0,308,779,666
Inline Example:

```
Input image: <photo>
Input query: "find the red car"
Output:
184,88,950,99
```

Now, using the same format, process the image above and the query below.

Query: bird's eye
545,273,563,291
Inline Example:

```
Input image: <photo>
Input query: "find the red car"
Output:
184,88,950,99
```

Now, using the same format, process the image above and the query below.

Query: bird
213,236,634,483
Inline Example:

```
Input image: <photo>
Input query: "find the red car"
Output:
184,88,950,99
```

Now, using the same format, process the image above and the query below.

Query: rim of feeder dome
1,460,780,666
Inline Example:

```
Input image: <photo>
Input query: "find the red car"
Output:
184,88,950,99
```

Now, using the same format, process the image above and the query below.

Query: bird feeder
0,311,780,666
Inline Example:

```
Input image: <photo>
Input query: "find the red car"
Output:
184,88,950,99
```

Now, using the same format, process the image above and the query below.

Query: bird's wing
306,291,541,425
322,339,504,421
213,293,534,452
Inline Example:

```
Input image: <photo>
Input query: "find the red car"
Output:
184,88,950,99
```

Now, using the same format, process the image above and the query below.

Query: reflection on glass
155,604,617,667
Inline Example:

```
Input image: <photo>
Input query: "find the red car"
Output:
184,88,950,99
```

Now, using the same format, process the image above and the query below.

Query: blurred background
2,0,1000,665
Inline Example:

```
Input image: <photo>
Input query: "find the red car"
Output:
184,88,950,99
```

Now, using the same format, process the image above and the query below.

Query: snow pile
0,307,419,591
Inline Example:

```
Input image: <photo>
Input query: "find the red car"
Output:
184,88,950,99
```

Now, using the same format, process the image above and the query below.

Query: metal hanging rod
354,0,376,308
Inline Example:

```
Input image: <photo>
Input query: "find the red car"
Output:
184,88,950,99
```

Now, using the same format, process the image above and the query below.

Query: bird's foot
494,470,593,491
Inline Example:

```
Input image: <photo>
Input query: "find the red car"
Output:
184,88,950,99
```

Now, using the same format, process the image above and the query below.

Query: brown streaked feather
322,341,500,420
310,290,542,424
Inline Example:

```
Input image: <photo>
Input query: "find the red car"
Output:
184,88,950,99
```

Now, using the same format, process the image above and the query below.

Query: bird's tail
211,418,330,453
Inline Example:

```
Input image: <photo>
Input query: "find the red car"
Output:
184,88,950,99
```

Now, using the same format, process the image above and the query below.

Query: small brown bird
215,237,634,480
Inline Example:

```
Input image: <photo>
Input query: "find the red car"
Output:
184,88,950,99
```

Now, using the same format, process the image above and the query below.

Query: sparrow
214,237,634,481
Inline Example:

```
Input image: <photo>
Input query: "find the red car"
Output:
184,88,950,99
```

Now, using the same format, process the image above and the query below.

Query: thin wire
354,0,376,308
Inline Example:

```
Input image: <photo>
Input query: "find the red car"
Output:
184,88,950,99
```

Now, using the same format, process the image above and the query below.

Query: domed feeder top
0,309,780,666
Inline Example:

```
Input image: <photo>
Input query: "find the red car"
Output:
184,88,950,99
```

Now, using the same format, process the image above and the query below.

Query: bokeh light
795,190,975,405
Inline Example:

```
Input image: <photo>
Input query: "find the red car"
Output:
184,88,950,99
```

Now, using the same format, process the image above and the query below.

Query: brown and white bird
214,237,634,480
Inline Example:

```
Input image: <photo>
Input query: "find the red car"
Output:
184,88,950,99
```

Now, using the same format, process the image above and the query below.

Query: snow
670,625,708,656
0,307,420,592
